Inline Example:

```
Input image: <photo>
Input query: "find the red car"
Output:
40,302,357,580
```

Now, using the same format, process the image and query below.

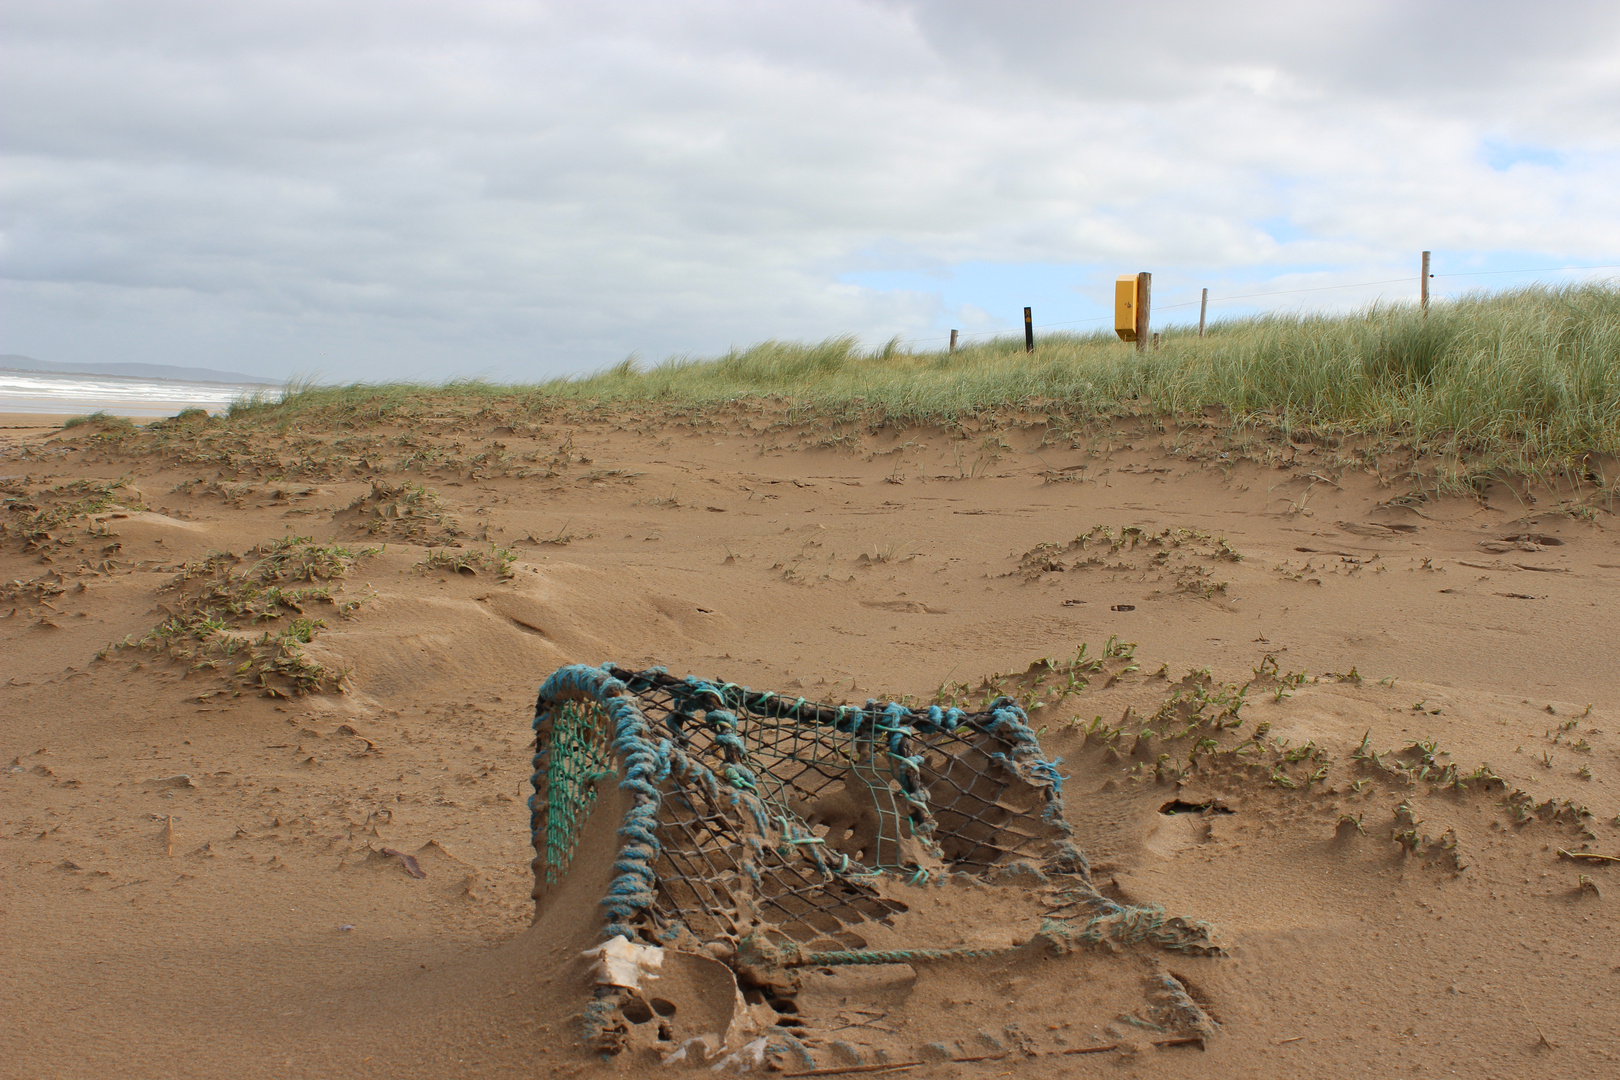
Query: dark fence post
1134,273,1151,353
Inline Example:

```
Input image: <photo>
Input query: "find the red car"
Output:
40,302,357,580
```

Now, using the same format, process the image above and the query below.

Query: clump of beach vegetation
110,535,376,696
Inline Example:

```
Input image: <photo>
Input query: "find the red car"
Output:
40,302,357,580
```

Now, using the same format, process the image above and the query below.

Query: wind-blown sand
2,407,1617,1079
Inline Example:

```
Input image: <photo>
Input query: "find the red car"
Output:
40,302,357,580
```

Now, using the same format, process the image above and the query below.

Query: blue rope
534,663,668,940
533,665,1079,945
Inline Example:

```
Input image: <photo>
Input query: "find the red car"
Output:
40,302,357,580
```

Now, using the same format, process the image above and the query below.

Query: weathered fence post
1135,273,1151,353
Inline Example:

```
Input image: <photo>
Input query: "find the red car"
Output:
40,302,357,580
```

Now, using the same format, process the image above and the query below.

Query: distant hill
0,355,279,386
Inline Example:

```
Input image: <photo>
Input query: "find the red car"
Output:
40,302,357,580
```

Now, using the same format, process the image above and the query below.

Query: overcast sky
4,1,1619,382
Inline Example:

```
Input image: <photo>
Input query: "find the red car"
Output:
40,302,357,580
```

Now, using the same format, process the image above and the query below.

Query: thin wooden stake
1152,332,1161,349
1134,272,1152,353
1198,287,1208,337
949,329,958,354
1421,250,1431,313
163,814,174,856
1023,307,1034,353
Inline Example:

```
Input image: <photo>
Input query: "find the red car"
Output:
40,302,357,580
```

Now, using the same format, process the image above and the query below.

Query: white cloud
2,0,1618,380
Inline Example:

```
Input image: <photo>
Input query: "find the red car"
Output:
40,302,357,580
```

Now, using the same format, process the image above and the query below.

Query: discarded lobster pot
530,663,1220,1068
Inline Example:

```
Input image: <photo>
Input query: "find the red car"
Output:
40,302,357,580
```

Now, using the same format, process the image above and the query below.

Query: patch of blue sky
840,256,1399,342
1425,249,1620,301
1146,259,1416,329
1479,138,1564,172
1256,216,1309,245
838,260,1118,348
841,246,1620,349
1180,252,1620,323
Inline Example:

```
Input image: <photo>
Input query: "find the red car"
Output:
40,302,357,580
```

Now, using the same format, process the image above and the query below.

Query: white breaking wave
0,370,281,416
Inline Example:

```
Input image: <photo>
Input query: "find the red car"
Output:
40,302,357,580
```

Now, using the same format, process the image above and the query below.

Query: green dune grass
234,283,1620,478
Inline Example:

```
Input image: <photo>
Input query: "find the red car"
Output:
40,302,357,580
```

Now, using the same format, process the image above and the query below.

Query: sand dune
3,408,1617,1078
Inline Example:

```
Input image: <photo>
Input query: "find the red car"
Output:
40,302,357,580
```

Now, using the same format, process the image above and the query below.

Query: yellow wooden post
1115,273,1150,351
1115,276,1138,342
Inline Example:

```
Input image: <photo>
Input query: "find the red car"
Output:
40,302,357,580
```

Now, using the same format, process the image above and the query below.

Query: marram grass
235,283,1620,475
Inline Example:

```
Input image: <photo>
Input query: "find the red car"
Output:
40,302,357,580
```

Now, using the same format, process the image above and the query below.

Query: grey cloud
3,0,1618,381
897,1,1620,102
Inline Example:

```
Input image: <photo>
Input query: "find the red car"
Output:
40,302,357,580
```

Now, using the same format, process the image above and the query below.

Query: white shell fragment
581,936,664,989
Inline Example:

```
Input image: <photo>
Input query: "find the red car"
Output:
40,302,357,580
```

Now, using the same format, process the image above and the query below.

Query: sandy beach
3,404,1617,1079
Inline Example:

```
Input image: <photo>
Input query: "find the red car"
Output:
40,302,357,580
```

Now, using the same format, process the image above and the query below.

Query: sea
0,369,281,418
